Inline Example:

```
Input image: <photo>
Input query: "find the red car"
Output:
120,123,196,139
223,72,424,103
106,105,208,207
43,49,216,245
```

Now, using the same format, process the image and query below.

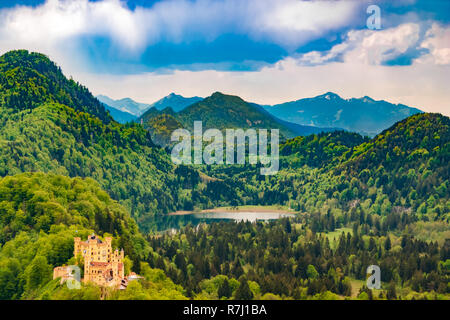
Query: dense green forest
0,50,448,300
0,50,192,230
195,114,449,226
0,172,186,300
147,219,449,300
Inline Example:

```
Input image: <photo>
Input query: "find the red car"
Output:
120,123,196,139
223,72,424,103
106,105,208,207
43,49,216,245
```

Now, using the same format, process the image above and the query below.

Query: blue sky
0,0,449,115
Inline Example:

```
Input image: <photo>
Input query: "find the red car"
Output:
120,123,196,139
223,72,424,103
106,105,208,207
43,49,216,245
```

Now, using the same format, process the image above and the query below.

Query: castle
53,234,127,289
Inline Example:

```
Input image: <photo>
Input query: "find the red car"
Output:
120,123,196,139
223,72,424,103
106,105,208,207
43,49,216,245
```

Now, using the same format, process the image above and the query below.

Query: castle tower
74,237,81,257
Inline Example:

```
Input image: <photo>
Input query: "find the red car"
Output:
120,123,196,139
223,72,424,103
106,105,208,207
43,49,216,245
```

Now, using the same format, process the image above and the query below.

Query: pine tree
234,278,253,300
218,278,232,299
384,236,392,251
387,282,397,300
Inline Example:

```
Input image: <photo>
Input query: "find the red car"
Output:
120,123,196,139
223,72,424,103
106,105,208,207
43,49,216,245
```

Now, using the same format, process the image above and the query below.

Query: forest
0,50,448,300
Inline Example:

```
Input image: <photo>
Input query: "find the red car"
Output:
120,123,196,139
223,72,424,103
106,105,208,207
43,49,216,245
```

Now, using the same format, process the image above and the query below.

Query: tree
368,237,377,251
387,282,397,300
24,255,51,292
234,278,253,300
0,269,17,300
123,256,132,276
384,236,392,251
132,255,141,275
284,219,292,233
306,265,319,279
232,259,244,279
218,278,232,299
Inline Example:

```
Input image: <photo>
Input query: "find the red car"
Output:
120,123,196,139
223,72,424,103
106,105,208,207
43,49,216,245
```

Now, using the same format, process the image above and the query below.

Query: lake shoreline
168,206,299,216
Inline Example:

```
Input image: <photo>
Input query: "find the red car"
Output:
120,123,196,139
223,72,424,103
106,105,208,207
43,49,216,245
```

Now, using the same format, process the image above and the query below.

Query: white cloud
0,0,361,54
245,0,359,49
417,23,450,65
0,0,146,51
298,23,425,65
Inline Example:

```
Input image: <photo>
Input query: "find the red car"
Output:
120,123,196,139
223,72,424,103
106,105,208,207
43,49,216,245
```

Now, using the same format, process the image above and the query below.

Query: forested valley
0,50,448,300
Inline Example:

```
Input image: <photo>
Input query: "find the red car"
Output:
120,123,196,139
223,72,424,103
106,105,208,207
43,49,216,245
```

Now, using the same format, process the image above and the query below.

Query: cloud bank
0,0,448,116
0,0,361,55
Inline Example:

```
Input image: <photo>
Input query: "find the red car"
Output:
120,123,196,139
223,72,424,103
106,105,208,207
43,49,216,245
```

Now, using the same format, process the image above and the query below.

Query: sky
0,0,449,115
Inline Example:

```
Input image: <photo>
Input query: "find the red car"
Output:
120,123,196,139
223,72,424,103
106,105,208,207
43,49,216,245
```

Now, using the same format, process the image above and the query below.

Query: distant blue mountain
263,92,423,136
102,103,137,124
149,93,203,112
96,95,152,116
97,93,203,117
249,102,340,136
99,91,421,136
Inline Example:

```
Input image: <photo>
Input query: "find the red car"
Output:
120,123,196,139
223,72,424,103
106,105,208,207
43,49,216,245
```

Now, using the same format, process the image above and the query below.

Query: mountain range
99,91,422,137
138,92,339,144
96,94,152,116
262,92,423,136
96,93,203,119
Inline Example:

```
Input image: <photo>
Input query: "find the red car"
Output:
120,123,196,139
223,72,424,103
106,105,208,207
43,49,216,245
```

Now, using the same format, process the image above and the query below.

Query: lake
192,211,296,222
151,210,297,232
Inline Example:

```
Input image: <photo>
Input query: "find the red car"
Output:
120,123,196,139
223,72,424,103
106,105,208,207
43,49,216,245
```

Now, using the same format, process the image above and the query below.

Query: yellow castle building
53,234,126,289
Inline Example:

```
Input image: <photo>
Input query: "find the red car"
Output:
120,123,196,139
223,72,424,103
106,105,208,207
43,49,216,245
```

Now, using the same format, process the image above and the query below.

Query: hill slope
338,113,450,212
343,113,449,173
0,50,185,230
0,50,111,123
280,130,370,168
0,172,187,300
143,113,184,147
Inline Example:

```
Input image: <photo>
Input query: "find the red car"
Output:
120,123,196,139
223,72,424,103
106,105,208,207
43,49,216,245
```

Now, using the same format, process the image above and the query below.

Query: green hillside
0,172,140,243
280,130,370,168
202,113,449,223
0,50,189,230
0,172,186,300
343,113,449,173
0,50,111,123
142,113,183,147
178,92,293,134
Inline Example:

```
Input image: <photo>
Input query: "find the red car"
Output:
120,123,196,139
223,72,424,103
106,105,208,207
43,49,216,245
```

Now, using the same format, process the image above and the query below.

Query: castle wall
55,234,126,289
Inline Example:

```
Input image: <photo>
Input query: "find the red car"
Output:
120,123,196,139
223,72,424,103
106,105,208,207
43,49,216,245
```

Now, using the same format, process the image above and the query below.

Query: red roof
90,262,109,267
